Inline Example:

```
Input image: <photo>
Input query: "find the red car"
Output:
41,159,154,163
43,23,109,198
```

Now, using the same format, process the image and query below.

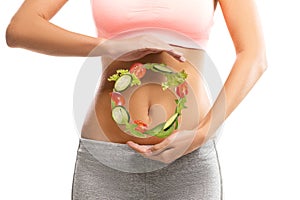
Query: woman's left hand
126,128,207,164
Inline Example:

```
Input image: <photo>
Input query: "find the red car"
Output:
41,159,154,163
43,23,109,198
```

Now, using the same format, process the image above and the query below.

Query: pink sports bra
91,0,215,49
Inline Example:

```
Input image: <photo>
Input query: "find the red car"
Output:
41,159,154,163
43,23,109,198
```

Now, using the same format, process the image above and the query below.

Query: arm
125,0,268,162
5,0,104,56
196,0,268,142
5,0,186,60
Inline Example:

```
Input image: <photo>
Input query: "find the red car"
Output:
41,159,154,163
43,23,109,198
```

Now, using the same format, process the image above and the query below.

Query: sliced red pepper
133,119,148,133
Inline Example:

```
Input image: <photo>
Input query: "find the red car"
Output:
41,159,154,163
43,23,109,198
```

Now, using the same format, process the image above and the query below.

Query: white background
1,0,299,199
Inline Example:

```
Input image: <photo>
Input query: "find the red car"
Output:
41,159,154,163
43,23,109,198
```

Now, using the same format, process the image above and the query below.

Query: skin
88,49,210,145
6,0,267,164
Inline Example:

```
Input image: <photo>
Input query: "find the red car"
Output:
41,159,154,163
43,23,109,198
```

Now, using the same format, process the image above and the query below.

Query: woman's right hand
96,35,186,62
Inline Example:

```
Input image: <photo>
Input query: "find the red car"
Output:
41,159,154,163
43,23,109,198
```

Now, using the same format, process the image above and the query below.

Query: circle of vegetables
107,63,189,138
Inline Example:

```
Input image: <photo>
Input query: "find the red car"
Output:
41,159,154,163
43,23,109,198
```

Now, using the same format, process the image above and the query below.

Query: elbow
6,20,19,48
5,15,29,48
252,51,268,80
257,49,268,75
239,47,268,75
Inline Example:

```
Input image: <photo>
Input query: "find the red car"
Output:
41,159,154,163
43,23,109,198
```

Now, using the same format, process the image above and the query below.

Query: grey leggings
71,137,223,200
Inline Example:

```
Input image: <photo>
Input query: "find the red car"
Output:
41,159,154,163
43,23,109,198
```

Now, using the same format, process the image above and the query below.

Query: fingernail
180,56,186,62
146,149,152,153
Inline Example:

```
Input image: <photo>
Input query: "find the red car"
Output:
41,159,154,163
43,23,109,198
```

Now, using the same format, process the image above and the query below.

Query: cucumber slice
153,64,173,74
174,118,179,129
143,122,165,136
155,123,176,138
163,113,179,131
112,105,130,124
114,74,132,92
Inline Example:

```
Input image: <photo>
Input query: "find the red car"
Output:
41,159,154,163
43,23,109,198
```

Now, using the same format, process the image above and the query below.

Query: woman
6,0,267,199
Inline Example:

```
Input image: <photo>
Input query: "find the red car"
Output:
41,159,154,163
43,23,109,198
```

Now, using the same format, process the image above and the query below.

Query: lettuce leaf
130,73,141,86
175,96,188,114
162,69,188,90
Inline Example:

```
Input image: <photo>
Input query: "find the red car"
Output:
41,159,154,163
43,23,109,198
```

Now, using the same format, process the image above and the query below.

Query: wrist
195,112,213,145
89,37,108,56
182,109,214,155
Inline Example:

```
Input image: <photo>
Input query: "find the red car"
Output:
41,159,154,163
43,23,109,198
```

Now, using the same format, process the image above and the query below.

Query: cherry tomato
129,62,146,79
109,92,125,106
175,81,189,98
134,119,148,133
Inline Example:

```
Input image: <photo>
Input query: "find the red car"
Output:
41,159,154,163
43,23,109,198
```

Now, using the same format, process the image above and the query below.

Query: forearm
6,13,105,57
197,50,268,140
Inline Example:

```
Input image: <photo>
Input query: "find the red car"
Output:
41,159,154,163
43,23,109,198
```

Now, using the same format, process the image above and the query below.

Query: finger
169,49,183,56
118,50,151,61
168,50,186,62
126,141,151,153
149,131,177,154
148,137,174,153
154,146,175,155
146,147,176,163
144,47,184,61
179,56,186,62
140,47,185,61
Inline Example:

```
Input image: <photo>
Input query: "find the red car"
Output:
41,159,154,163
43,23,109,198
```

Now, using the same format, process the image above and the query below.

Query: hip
71,137,222,199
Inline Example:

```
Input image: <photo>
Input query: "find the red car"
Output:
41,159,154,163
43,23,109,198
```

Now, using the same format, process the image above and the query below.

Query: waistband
77,137,215,173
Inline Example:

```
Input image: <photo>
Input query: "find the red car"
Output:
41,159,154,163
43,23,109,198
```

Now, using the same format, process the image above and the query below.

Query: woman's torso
80,0,216,144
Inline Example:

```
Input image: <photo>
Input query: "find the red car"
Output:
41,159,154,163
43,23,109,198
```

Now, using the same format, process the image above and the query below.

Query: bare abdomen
81,50,211,145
